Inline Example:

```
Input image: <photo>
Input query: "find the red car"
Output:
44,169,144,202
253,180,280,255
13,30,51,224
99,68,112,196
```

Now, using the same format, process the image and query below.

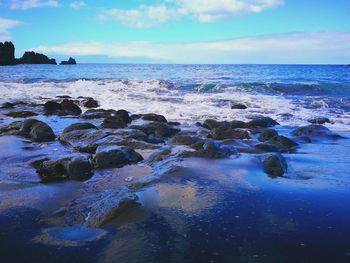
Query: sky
0,0,350,64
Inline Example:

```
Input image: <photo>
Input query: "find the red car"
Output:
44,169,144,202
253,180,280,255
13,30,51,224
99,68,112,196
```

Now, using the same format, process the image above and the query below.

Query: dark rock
93,145,143,169
230,120,246,129
170,134,200,145
246,117,279,128
115,110,132,124
267,135,298,152
183,139,237,159
0,102,15,108
59,129,108,153
263,153,288,177
56,95,72,99
231,103,247,109
5,111,37,118
258,129,279,142
60,99,82,115
16,51,56,64
202,119,226,130
130,122,179,138
37,156,92,182
292,125,344,141
63,122,98,133
81,109,117,119
83,97,99,108
60,57,77,65
255,143,281,152
212,125,250,140
67,157,93,181
142,113,167,123
0,121,22,135
17,119,55,142
43,101,62,114
307,117,331,125
0,41,15,65
168,121,181,126
101,116,127,129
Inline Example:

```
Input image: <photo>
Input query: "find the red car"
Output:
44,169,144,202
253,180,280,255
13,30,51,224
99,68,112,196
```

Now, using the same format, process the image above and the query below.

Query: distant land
0,41,76,66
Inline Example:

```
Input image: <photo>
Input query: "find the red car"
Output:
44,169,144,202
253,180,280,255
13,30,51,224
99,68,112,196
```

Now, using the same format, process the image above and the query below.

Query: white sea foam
1,79,349,131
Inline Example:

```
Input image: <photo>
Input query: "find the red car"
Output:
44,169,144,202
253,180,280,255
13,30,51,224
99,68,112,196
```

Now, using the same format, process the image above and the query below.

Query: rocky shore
0,95,345,228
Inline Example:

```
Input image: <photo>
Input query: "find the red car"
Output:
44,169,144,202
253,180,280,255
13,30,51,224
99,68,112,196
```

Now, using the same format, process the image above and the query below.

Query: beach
0,64,350,262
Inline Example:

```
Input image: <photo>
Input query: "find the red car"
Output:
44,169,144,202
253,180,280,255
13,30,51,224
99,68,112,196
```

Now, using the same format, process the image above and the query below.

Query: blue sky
0,0,350,63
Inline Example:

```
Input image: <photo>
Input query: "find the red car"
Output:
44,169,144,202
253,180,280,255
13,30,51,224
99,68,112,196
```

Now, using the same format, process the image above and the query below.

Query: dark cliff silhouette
60,57,77,65
0,41,76,66
0,41,15,65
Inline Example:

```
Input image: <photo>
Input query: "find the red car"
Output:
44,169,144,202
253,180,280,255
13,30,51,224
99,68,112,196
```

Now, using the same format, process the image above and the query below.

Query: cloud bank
0,17,21,41
8,0,58,10
97,0,284,28
32,31,350,64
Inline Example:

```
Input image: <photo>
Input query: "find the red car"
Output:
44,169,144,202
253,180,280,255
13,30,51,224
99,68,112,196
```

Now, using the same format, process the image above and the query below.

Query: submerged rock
255,143,281,153
170,134,200,145
292,125,343,141
93,145,143,169
5,111,37,118
263,153,288,177
231,103,247,109
258,129,279,142
267,135,298,152
307,117,331,125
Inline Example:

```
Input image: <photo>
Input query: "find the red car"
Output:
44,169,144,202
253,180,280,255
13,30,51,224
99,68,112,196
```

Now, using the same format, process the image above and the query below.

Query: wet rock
258,129,279,142
307,117,331,125
263,153,288,177
267,135,298,152
255,143,281,152
56,95,71,99
202,119,226,130
230,120,246,129
170,134,200,145
93,145,143,169
67,157,93,181
59,129,108,153
168,121,181,126
0,121,22,135
15,119,55,142
183,139,237,159
63,122,98,133
292,125,343,141
231,103,247,109
144,146,172,165
142,113,167,123
60,99,82,116
44,99,82,116
246,117,279,128
6,111,38,118
81,109,117,119
115,110,132,124
0,102,15,109
82,97,99,108
212,125,250,140
37,156,92,182
130,122,179,138
101,116,127,129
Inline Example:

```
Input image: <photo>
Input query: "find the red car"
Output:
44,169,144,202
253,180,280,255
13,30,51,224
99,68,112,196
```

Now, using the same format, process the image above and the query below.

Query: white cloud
69,1,85,9
0,17,21,41
9,0,58,10
174,0,284,22
31,31,350,64
97,0,284,28
97,4,172,28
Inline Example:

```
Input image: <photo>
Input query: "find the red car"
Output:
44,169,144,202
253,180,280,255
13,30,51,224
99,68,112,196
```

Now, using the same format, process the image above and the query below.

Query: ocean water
1,64,350,130
1,64,350,263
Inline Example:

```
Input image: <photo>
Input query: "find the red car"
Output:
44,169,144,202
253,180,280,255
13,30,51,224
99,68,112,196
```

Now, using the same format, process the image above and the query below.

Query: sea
0,64,350,263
